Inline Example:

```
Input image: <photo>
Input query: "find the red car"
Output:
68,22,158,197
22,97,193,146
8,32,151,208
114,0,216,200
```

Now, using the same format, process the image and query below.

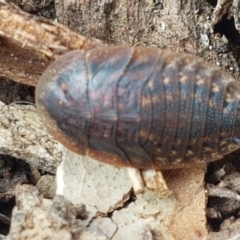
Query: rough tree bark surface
1,0,240,239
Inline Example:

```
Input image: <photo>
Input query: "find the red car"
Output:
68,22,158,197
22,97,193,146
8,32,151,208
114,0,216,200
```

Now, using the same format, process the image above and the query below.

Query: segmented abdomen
36,46,240,169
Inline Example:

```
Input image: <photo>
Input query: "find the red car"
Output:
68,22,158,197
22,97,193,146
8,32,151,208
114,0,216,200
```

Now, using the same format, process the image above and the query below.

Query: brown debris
0,155,30,202
208,218,240,240
8,190,97,240
0,101,62,173
211,0,240,32
206,184,240,200
18,0,53,13
36,175,56,199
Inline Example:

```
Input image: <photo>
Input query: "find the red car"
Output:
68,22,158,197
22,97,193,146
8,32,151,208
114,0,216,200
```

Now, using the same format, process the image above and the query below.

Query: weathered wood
0,0,105,86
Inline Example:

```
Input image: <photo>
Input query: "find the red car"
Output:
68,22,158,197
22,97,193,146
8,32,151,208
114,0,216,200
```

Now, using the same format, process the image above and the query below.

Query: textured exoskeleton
36,46,240,169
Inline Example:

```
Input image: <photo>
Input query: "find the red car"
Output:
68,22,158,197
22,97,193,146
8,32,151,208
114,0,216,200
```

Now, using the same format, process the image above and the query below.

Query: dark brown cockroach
36,46,240,169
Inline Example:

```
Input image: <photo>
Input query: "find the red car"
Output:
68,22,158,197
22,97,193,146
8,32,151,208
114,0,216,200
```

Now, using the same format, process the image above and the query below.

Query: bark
0,0,105,86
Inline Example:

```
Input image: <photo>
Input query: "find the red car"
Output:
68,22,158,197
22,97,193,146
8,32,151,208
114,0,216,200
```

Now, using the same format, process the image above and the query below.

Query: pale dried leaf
58,149,207,239
57,149,132,213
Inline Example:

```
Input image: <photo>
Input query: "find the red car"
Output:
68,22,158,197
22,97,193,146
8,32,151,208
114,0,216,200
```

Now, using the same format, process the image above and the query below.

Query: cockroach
36,46,240,169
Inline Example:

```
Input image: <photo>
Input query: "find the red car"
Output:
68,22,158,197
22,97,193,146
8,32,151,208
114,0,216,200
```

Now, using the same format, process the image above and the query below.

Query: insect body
36,46,240,169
